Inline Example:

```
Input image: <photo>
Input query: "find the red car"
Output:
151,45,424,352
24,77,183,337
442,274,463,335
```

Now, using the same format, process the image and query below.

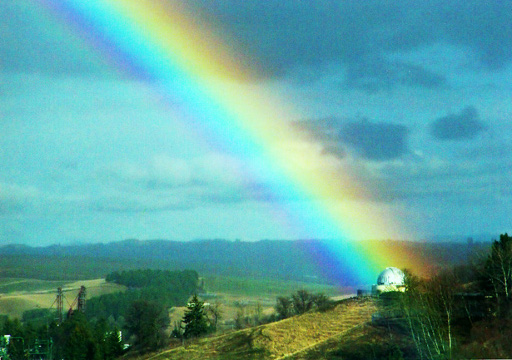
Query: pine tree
182,295,209,339
104,328,123,359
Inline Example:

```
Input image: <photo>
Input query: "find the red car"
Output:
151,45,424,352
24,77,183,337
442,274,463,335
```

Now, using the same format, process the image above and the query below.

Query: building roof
377,267,405,286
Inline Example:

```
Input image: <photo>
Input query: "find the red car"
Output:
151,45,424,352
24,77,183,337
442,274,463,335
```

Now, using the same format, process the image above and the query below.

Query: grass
137,297,377,360
0,274,343,323
202,276,340,298
0,278,67,294
170,275,351,336
0,278,126,319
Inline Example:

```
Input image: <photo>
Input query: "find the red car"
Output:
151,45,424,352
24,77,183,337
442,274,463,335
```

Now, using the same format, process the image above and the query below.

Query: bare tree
399,269,460,360
206,301,222,331
483,233,512,315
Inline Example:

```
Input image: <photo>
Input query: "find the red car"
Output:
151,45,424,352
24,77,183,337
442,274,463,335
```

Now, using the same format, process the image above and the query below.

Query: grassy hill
129,297,377,360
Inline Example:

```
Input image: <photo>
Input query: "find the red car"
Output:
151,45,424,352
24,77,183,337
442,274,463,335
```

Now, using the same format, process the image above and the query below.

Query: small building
372,267,406,294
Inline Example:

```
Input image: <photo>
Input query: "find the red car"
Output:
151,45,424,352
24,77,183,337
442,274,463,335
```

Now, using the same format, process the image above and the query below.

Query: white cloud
93,153,256,212
0,183,40,213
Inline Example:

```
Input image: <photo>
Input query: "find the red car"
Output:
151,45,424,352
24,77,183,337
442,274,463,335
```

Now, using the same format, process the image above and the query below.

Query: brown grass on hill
135,297,377,360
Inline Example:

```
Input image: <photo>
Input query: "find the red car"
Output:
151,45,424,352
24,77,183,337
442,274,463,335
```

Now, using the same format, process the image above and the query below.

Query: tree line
86,269,199,323
275,290,334,320
375,233,512,359
1,312,123,360
0,269,200,358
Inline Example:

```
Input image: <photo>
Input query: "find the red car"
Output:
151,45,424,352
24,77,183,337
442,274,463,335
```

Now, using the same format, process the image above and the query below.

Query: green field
0,273,346,322
0,278,126,319
0,278,67,294
202,276,341,298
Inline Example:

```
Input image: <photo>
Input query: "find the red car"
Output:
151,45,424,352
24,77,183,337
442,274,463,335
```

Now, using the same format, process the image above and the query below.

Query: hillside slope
136,298,377,360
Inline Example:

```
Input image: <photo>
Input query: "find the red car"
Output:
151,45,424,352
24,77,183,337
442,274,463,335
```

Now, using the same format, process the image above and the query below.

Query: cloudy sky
2,0,512,245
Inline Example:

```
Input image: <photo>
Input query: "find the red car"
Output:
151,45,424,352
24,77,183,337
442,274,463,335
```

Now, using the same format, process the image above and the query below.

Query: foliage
275,290,334,319
58,312,98,360
93,318,124,360
463,317,512,358
206,301,222,331
125,300,169,351
292,290,315,314
398,270,461,359
182,295,210,339
481,233,512,315
140,297,378,359
275,296,293,320
86,269,199,322
21,308,54,324
171,321,184,339
3,318,25,360
312,293,335,312
329,342,405,360
106,269,199,290
0,239,490,285
378,237,512,360
0,255,152,281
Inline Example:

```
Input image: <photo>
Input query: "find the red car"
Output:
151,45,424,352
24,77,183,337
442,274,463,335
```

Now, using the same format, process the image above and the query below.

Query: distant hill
0,239,491,284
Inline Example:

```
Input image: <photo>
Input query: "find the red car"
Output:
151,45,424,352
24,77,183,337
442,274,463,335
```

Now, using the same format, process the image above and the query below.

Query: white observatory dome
377,267,405,286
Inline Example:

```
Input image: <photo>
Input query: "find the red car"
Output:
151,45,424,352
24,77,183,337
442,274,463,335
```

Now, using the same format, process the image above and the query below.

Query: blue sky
1,1,512,245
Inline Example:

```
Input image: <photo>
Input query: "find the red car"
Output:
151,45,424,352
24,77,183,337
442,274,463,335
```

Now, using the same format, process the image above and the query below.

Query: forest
0,239,488,283
0,269,200,358
0,236,508,359
86,269,199,322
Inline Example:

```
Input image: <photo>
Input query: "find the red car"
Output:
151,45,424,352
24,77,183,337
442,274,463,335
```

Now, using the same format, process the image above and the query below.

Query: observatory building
372,267,406,294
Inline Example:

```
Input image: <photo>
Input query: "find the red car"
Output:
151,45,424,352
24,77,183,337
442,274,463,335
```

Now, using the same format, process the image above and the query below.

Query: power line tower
56,287,63,324
77,286,86,313
50,287,64,324
67,285,87,318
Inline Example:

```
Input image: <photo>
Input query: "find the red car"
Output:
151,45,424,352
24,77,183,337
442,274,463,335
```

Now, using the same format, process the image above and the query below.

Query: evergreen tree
59,313,98,360
125,300,169,351
3,318,26,360
93,319,123,360
104,328,123,359
182,295,209,339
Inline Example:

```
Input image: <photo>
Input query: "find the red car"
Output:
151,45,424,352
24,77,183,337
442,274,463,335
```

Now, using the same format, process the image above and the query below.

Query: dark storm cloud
340,120,409,161
188,0,512,83
4,1,511,84
344,59,446,92
442,0,512,69
430,106,486,141
298,118,409,161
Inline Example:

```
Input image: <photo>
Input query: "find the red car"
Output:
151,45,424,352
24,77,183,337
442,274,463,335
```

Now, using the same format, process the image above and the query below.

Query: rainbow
38,0,430,285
